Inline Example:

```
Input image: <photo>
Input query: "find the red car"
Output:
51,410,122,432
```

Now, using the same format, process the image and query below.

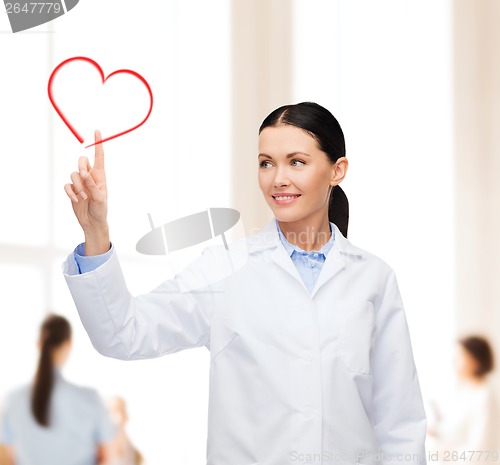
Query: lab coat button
302,406,314,419
302,351,313,362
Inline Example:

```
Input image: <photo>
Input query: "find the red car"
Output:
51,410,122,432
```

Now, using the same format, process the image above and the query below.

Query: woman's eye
259,159,304,168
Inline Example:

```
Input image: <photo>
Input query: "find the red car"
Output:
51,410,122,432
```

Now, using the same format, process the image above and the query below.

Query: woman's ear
330,157,348,186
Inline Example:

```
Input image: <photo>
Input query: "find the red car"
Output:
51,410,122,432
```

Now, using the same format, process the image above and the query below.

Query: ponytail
329,185,349,238
32,340,54,426
31,314,71,427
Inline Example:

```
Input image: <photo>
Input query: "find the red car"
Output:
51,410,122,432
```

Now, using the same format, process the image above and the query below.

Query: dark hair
259,102,349,237
32,314,71,427
458,335,495,379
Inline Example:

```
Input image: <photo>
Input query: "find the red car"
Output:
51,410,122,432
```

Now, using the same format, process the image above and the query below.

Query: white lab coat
427,378,500,464
62,218,427,465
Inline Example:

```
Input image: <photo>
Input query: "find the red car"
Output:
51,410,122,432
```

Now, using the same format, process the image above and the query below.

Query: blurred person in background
0,445,12,465
107,397,144,465
0,402,12,465
427,335,499,462
0,314,117,465
0,419,11,465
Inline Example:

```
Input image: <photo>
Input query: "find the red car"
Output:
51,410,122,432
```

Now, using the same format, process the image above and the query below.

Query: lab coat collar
247,218,366,297
276,217,335,259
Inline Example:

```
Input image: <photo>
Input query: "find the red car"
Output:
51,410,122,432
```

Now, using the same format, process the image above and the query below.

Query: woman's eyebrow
258,152,311,159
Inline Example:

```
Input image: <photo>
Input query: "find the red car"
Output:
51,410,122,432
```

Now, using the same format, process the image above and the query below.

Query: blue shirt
72,219,335,293
274,218,335,293
1,369,116,465
73,242,113,274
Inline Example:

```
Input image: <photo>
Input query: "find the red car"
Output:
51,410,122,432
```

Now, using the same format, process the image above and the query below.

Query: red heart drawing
48,56,153,148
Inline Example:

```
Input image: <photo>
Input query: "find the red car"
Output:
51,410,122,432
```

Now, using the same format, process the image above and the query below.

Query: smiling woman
61,101,428,465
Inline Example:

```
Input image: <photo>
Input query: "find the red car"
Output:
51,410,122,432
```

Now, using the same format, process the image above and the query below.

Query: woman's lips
272,194,301,206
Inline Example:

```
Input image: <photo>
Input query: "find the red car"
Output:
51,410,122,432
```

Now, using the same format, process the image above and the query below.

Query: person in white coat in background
427,336,499,464
62,102,427,465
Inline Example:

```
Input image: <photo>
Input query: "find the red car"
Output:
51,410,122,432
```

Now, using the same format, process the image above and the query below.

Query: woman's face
454,344,479,380
258,124,344,224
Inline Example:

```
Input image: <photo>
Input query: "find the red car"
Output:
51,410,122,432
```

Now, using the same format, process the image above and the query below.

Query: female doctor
62,102,427,465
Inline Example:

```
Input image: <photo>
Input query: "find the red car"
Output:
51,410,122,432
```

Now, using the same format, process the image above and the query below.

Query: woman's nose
273,167,290,188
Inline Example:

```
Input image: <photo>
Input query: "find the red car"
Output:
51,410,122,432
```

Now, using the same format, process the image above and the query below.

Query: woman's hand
64,130,110,255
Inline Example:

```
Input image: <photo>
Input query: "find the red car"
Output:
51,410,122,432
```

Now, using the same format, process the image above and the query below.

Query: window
0,1,230,463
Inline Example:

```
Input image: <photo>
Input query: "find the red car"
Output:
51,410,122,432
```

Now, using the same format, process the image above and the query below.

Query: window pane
0,265,45,397
0,34,51,246
51,0,231,257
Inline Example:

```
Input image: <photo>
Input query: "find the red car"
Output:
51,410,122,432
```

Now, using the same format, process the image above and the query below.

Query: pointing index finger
93,129,105,170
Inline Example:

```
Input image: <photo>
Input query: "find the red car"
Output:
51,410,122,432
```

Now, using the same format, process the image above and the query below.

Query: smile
272,194,301,205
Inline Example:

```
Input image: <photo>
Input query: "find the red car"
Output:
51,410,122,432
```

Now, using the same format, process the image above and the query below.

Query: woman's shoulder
60,378,100,399
331,224,396,274
56,380,108,415
476,377,500,403
4,384,27,399
2,383,31,413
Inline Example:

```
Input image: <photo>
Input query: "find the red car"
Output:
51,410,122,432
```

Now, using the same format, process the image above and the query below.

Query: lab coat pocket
339,300,375,375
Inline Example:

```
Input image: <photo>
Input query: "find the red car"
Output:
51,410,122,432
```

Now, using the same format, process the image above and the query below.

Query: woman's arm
97,442,114,465
63,130,218,359
62,241,219,360
0,398,14,465
370,270,428,465
0,445,15,465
